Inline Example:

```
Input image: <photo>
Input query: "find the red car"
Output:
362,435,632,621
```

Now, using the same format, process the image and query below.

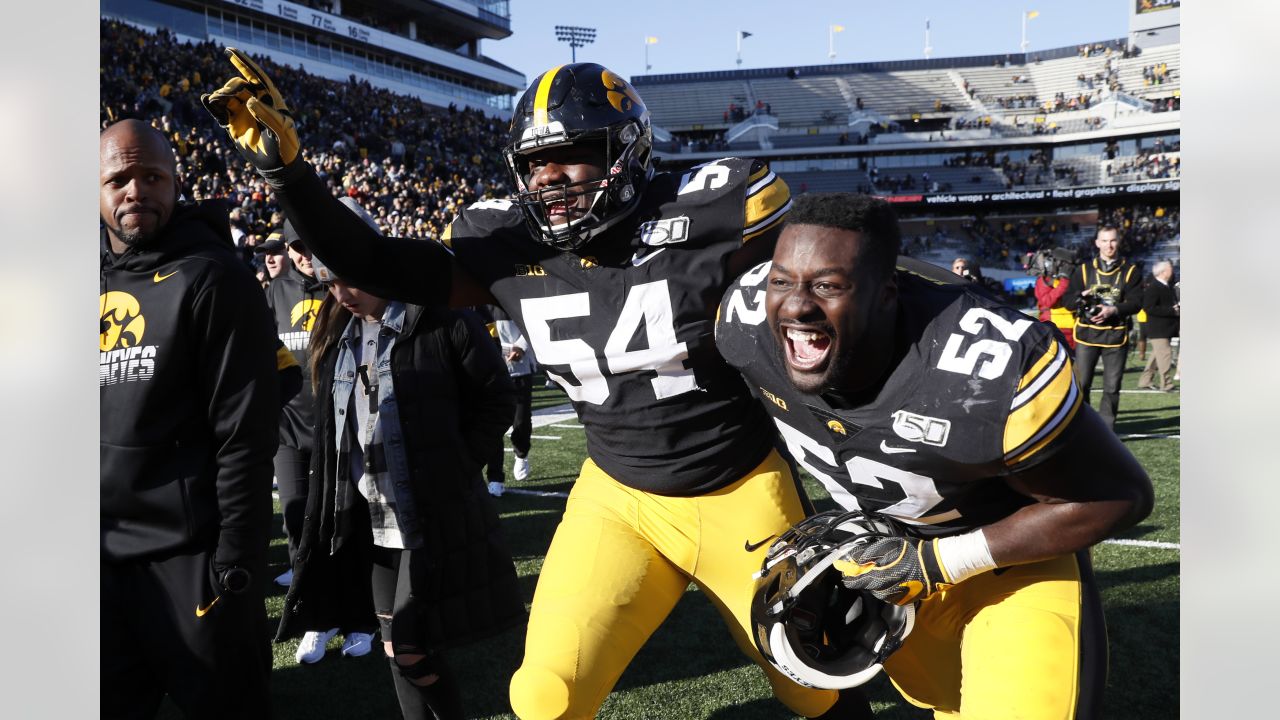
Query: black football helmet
751,510,916,689
504,63,654,251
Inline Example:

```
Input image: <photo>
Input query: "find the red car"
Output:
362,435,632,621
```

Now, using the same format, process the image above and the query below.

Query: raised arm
200,47,492,308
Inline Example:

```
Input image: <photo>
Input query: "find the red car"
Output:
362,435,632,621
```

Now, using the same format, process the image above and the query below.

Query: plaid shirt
336,308,406,549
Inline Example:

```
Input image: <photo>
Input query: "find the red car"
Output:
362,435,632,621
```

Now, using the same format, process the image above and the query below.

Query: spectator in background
101,119,279,718
484,304,535,498
1062,225,1143,430
261,217,375,664
255,232,289,281
1137,260,1179,392
950,256,974,278
277,201,522,720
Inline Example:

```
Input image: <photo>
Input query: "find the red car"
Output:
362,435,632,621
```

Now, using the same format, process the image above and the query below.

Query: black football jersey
443,158,791,495
715,259,1083,536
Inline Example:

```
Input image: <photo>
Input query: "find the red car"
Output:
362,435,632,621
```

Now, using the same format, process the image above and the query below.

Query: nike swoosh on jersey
744,534,776,552
195,595,222,618
154,270,179,283
879,440,917,454
630,247,666,267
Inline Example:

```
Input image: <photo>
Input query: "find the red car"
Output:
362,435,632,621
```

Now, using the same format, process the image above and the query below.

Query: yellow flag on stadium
832,24,845,32
1026,10,1040,19
646,36,659,44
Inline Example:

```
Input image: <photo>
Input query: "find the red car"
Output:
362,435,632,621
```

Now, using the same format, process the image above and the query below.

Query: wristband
936,530,997,584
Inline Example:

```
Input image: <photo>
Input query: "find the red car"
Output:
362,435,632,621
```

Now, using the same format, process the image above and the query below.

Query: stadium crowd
100,19,511,266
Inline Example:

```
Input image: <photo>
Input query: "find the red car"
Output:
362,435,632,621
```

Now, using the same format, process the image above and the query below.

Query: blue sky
483,0,1133,85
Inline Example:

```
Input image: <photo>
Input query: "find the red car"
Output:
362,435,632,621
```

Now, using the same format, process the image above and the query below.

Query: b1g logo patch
639,216,690,246
891,410,951,447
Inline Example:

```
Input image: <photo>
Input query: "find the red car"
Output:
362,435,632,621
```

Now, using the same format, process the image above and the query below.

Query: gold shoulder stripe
1005,350,1080,464
1008,389,1082,465
276,345,300,371
744,175,791,240
748,163,771,184
440,221,454,250
1015,341,1062,395
744,198,792,243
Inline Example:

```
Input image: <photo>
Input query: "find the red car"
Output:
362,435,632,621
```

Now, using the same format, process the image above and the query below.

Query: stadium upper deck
101,0,524,116
634,37,1179,154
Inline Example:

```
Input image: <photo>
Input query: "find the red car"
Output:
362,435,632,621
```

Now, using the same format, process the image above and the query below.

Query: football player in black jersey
717,193,1154,718
203,52,872,719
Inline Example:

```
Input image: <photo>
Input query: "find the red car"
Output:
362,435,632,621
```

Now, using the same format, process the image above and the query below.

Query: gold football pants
884,551,1106,719
508,450,839,719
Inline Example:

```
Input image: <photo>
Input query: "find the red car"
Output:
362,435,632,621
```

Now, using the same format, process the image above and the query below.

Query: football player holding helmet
205,55,875,719
751,511,915,690
718,192,1153,718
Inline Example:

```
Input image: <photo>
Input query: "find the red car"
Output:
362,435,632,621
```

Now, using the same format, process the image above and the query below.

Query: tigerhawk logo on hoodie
100,291,157,386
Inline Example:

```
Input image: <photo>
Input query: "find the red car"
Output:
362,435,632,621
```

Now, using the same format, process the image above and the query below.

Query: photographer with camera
1029,246,1078,349
1062,224,1143,430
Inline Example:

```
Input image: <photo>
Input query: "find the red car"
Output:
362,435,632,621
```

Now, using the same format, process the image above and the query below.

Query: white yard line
1118,433,1180,440
501,487,570,499
1103,538,1180,551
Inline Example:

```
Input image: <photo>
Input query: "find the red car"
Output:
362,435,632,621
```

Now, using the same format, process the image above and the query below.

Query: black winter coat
1142,279,1179,339
276,304,525,648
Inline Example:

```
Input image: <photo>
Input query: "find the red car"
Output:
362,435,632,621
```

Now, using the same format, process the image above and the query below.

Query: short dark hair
783,193,900,281
1097,222,1120,234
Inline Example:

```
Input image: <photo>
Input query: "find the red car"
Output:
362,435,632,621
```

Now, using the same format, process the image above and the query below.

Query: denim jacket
330,301,424,549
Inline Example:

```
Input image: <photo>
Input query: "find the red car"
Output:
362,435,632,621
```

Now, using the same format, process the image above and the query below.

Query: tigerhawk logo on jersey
891,410,951,446
290,299,322,332
639,216,690,246
807,405,862,445
100,291,158,386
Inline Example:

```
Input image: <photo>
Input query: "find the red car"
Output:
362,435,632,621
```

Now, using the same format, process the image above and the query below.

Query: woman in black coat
277,248,523,719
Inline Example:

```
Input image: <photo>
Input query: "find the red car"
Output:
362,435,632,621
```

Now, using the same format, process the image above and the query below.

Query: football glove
200,47,300,171
834,536,952,606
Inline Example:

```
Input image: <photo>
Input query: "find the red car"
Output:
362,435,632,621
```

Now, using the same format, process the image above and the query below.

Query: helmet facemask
505,117,652,252
750,510,916,689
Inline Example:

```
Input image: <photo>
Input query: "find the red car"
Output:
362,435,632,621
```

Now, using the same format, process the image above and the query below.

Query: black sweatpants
1074,342,1128,430
101,551,271,719
484,374,532,482
273,444,311,564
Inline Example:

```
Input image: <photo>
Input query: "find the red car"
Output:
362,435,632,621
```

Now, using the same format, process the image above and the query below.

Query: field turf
165,353,1178,719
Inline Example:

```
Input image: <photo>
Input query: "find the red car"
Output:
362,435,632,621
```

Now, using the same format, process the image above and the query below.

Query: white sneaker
274,568,293,587
341,632,374,658
295,628,339,664
487,481,505,497
514,456,530,482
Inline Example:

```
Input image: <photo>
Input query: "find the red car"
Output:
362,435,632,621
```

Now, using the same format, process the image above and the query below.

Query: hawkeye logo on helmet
639,216,690,246
602,70,642,113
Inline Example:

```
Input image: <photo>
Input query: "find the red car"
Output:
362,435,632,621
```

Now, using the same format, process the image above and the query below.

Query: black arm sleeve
1060,264,1085,309
1115,262,1144,317
262,161,454,306
192,262,281,572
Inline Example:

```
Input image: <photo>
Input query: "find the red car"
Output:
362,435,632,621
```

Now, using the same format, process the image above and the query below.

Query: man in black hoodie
262,220,325,591
100,119,280,719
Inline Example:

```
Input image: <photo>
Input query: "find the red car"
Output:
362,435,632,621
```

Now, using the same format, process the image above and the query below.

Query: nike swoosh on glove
833,536,952,606
200,47,300,171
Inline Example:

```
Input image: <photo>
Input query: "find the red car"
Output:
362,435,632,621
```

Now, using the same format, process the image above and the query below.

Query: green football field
195,354,1178,719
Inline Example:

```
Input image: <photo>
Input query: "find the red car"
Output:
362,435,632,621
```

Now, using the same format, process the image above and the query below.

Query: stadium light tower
555,25,596,63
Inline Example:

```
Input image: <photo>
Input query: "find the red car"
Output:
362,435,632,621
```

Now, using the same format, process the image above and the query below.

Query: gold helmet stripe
533,65,566,128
